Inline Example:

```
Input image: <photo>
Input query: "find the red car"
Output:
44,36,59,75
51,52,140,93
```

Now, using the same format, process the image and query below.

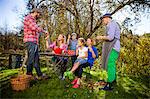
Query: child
64,38,88,79
67,33,78,65
72,38,98,88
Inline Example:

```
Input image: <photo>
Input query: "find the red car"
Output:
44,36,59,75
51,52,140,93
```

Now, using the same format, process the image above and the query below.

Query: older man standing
96,13,120,90
24,8,49,79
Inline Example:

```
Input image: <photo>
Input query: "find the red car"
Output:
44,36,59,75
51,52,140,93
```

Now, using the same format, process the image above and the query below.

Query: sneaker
72,84,80,88
35,74,50,80
61,75,65,80
100,84,113,91
71,78,78,85
42,74,50,80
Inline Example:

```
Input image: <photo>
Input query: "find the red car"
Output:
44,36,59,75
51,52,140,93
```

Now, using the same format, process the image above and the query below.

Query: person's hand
88,46,93,52
68,34,71,39
54,46,58,49
77,56,81,59
96,36,103,40
45,35,49,40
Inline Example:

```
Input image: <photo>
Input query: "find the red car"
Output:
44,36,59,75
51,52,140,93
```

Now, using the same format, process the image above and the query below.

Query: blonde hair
78,38,85,45
57,34,66,46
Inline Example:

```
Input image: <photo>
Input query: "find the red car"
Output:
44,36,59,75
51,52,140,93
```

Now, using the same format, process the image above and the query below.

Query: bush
118,34,150,77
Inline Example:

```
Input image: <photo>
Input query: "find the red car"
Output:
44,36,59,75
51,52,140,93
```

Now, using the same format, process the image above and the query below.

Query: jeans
25,42,42,77
74,58,87,65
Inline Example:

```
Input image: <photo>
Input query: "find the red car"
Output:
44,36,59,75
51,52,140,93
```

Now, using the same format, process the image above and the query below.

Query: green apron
101,38,119,83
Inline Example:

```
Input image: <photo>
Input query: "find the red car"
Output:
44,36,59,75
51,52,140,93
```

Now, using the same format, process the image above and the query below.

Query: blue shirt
106,20,121,52
87,46,98,68
70,39,78,50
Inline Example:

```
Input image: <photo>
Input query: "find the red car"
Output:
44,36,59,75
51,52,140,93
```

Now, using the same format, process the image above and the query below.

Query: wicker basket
10,75,30,91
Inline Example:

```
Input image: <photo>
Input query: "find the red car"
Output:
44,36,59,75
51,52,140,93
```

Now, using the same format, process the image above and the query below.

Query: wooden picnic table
39,52,76,77
39,52,76,57
39,52,75,68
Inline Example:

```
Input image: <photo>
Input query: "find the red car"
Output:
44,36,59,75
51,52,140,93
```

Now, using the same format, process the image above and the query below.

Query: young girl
64,38,88,79
71,38,98,88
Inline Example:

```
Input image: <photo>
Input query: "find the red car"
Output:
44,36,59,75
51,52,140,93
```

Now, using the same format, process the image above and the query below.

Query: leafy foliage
118,33,150,77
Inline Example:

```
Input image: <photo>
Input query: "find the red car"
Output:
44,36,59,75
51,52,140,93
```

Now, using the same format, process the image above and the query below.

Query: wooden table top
39,52,76,57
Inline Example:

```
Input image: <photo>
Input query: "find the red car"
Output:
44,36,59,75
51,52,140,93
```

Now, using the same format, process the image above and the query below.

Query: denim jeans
25,42,42,77
74,58,87,65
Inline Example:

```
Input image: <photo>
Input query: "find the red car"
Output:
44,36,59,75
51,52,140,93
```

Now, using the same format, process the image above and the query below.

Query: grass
0,67,149,99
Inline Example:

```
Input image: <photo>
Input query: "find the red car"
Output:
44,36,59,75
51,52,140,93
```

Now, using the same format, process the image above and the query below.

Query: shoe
61,75,65,80
71,78,78,85
100,84,113,91
59,75,65,80
41,74,50,80
35,74,50,80
72,84,80,88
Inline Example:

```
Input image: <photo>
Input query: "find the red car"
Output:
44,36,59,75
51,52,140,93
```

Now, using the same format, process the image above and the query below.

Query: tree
27,0,150,39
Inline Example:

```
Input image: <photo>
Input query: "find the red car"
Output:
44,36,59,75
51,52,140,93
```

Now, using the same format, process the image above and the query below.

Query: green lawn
0,67,149,99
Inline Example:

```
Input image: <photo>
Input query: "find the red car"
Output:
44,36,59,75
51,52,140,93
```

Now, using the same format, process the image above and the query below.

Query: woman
45,34,68,79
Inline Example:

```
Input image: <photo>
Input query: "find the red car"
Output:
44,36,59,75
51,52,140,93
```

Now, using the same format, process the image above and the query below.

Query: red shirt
23,14,44,44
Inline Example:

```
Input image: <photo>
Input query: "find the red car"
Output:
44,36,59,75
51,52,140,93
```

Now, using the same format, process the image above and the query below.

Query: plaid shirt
23,14,44,44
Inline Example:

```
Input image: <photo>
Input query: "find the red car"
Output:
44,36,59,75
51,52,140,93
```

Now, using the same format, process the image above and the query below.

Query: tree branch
111,0,135,15
36,0,45,8
87,0,135,38
52,0,77,17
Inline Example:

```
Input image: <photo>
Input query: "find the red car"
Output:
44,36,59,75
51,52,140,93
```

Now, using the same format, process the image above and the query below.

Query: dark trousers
25,42,42,77
74,62,90,78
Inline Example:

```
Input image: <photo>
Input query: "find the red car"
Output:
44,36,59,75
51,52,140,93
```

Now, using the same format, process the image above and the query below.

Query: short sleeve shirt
78,47,88,60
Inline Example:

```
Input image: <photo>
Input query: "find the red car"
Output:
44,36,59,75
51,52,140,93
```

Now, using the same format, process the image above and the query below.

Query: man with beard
23,8,49,79
96,13,120,90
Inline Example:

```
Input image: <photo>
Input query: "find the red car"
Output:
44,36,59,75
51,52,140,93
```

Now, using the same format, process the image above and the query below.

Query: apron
101,38,118,70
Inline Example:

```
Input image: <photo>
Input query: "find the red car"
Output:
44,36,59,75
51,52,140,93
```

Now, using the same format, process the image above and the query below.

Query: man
96,13,120,90
23,8,49,79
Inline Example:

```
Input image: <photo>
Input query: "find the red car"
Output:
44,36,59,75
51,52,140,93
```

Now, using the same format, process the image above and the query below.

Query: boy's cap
71,33,77,36
100,13,112,20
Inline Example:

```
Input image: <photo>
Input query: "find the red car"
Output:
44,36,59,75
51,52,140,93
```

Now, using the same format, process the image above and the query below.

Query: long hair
88,38,96,45
78,38,85,45
57,34,66,46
